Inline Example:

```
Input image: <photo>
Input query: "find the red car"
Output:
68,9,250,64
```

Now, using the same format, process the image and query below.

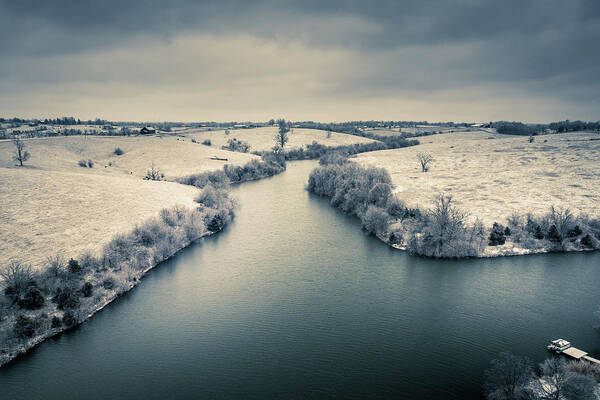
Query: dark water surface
2,161,600,399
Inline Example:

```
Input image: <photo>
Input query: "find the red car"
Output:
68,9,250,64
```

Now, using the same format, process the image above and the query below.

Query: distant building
140,126,156,134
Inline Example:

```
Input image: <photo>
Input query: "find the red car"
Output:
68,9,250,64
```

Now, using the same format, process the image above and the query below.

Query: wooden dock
557,345,600,365
562,347,588,359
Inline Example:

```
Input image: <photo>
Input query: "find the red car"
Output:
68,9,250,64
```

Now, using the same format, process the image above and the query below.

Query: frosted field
0,135,259,269
356,131,600,225
183,126,378,152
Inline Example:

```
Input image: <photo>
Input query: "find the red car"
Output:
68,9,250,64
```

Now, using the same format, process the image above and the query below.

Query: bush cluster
308,162,485,258
506,208,600,251
78,159,94,168
222,138,251,153
178,152,286,189
144,163,164,181
308,162,398,237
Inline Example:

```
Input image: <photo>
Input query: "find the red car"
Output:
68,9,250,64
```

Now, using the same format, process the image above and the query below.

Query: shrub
506,213,523,230
202,139,211,146
177,169,229,189
387,197,407,219
87,159,93,168
534,226,544,240
102,278,115,290
18,286,45,310
223,138,250,153
195,185,229,209
504,226,511,236
389,231,403,245
53,286,81,310
548,225,562,243
489,222,507,246
1,261,35,303
368,183,392,208
62,311,77,327
81,282,93,297
223,156,285,183
13,315,36,338
207,212,225,232
113,147,124,156
308,162,392,218
51,315,61,328
361,206,391,236
581,234,595,248
568,225,583,238
132,224,158,246
79,251,99,271
144,163,164,181
46,254,66,277
548,207,575,239
78,159,88,167
406,195,477,258
68,258,82,274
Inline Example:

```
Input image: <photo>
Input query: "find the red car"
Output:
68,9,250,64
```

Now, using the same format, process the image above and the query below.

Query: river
2,160,600,399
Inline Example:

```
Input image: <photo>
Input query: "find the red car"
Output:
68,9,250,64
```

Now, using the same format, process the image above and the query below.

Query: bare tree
483,352,534,400
549,206,575,239
534,358,597,400
274,119,290,150
416,152,433,172
0,261,34,299
536,358,570,400
561,372,596,400
144,162,164,181
12,136,30,166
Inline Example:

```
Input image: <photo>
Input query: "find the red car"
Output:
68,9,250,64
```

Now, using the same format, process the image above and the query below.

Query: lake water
2,160,600,399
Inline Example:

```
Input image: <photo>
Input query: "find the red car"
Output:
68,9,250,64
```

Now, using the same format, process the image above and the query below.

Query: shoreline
0,226,219,368
0,158,287,368
387,240,598,258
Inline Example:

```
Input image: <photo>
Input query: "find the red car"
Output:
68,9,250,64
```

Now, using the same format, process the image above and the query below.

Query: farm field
355,130,600,225
0,135,258,179
0,135,261,270
183,126,379,152
363,126,479,137
0,168,199,270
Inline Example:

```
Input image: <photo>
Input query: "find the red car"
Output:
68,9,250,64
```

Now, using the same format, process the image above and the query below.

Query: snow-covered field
183,126,378,152
0,135,260,270
356,130,600,225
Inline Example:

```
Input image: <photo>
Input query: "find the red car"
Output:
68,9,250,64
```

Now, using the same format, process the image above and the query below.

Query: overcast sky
1,0,598,122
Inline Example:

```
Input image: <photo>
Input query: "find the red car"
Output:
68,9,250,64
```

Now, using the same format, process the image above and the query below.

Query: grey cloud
0,0,598,121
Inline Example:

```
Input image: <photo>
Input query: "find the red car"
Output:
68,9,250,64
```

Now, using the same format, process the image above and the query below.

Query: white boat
547,339,571,353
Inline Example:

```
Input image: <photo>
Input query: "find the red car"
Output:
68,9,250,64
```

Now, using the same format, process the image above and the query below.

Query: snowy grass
355,130,600,225
183,126,379,152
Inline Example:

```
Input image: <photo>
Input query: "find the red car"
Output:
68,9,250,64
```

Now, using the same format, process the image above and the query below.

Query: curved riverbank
307,160,600,259
0,157,286,367
0,206,230,368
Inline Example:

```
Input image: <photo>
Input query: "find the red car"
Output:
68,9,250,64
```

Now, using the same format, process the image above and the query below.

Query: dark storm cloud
2,0,598,49
0,0,598,121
